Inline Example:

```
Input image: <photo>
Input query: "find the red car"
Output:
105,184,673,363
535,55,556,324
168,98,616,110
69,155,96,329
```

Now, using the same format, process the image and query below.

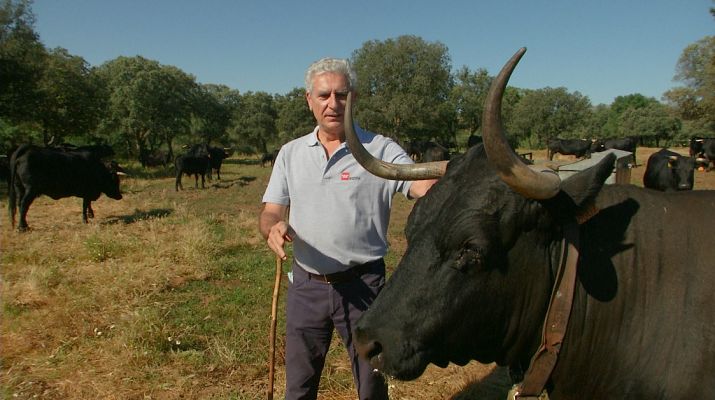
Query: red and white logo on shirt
341,171,350,181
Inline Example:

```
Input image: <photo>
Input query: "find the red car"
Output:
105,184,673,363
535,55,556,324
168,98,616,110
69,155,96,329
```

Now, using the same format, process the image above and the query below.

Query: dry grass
2,148,714,400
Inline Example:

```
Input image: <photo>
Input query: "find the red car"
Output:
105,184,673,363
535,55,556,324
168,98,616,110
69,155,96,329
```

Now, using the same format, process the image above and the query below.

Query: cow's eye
452,246,482,271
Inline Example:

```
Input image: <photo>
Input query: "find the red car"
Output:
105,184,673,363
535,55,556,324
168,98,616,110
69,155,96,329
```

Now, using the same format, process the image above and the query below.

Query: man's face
306,72,351,137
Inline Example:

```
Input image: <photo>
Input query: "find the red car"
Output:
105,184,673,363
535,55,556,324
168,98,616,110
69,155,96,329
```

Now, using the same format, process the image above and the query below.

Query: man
259,57,436,400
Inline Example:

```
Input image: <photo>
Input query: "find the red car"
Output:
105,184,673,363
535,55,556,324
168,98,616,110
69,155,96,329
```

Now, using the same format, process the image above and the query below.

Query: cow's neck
511,223,581,399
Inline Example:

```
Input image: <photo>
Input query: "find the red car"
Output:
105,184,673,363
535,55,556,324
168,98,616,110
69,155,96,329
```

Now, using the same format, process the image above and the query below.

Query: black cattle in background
140,149,170,167
183,144,210,158
206,146,231,180
643,148,696,191
404,140,424,161
404,140,452,162
546,138,591,161
174,153,210,191
420,142,450,162
591,137,638,165
183,144,231,180
467,134,483,148
8,144,125,231
689,137,715,171
261,149,280,167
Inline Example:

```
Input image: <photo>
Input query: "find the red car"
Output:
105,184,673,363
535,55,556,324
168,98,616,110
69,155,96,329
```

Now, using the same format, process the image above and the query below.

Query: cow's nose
355,338,384,369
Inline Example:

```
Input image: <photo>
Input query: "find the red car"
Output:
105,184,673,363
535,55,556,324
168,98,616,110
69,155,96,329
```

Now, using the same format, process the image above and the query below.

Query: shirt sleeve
261,148,290,205
381,137,414,198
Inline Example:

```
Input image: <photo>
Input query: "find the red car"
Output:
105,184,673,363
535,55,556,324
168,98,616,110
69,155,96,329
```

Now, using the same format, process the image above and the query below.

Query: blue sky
32,0,713,106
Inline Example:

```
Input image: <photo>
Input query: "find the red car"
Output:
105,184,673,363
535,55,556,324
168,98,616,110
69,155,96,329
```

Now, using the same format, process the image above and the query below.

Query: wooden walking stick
267,255,283,400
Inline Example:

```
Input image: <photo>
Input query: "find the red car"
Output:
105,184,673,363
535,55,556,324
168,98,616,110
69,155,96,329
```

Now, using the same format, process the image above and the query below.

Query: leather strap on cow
511,223,580,400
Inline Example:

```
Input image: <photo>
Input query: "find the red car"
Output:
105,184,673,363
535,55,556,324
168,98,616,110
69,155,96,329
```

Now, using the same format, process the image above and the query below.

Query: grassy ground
1,147,713,399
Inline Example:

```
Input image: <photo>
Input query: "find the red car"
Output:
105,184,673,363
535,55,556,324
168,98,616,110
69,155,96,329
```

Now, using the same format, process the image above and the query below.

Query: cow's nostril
355,338,382,361
360,340,384,370
366,340,382,360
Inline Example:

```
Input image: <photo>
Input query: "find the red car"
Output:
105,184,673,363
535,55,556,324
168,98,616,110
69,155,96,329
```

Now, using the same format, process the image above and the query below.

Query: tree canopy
351,35,453,144
664,35,715,136
94,56,197,164
1,0,713,160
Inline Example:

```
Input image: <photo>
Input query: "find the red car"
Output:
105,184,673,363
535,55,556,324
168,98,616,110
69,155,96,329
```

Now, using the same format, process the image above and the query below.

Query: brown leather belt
306,259,383,284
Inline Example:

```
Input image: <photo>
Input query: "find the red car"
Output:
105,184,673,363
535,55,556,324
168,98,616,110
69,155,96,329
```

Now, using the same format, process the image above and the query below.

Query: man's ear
305,91,312,110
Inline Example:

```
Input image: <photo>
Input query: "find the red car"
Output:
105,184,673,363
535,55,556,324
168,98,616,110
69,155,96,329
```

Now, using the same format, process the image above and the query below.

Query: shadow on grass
122,165,175,180
224,158,261,166
103,208,173,225
450,366,511,400
206,176,256,189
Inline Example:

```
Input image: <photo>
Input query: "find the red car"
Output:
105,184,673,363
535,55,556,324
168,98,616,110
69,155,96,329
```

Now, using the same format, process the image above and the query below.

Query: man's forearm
259,212,280,240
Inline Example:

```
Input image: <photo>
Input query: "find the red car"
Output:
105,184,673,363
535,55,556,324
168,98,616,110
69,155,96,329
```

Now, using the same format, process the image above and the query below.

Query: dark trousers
285,259,389,400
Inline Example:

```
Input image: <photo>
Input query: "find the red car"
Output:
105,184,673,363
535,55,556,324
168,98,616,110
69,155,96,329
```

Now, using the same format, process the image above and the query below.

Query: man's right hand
267,220,293,261
259,203,292,261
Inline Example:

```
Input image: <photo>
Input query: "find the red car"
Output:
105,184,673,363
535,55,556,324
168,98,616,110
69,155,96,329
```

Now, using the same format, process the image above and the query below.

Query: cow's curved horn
344,94,447,180
482,48,561,199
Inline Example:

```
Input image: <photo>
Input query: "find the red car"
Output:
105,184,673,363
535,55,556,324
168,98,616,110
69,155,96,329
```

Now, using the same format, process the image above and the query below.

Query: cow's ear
539,153,615,223
562,153,615,206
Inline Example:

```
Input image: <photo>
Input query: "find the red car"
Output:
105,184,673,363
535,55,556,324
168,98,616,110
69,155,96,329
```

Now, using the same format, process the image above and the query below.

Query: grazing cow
643,148,695,192
347,49,715,399
591,137,638,165
689,137,715,171
9,144,125,231
546,138,591,161
174,153,210,191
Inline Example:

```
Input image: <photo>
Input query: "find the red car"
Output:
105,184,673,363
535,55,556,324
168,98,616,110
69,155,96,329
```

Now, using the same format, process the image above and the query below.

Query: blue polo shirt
262,125,413,275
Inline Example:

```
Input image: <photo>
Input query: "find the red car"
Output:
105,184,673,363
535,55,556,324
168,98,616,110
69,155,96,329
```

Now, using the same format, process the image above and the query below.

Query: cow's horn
482,48,561,199
344,94,447,180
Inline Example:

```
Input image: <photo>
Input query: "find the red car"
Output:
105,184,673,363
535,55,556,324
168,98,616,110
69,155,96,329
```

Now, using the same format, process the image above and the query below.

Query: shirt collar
303,124,366,150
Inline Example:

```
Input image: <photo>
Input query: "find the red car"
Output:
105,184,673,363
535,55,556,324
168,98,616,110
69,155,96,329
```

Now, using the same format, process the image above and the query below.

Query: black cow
261,149,280,167
546,138,591,161
591,137,638,165
689,137,715,171
184,144,231,180
206,146,230,180
643,148,696,192
9,144,125,231
404,140,425,161
420,142,450,162
174,153,210,191
141,149,170,167
467,134,483,148
348,49,715,399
